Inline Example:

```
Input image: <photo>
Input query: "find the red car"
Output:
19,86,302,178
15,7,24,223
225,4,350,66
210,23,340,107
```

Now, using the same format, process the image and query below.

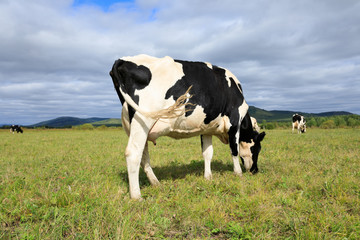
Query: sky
1,0,359,125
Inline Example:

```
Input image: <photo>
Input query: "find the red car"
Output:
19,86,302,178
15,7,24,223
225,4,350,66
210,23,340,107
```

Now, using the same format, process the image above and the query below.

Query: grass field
1,128,359,239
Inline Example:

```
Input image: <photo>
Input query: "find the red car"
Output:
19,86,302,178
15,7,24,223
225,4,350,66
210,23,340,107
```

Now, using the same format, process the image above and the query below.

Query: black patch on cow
111,60,152,104
240,113,253,143
249,131,266,174
292,114,302,123
166,60,245,125
110,59,152,122
200,135,204,150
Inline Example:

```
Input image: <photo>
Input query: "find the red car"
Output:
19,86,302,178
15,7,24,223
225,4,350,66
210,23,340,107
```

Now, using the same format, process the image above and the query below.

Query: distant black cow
292,114,306,134
10,125,23,134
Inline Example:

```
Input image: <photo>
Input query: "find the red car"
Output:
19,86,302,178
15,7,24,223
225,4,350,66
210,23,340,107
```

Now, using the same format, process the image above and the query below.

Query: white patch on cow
147,105,233,143
240,140,254,171
225,69,242,92
205,62,213,69
238,101,249,122
251,117,261,132
122,54,163,67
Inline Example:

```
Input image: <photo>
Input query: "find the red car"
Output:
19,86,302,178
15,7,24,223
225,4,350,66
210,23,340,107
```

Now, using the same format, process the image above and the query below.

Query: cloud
0,0,359,125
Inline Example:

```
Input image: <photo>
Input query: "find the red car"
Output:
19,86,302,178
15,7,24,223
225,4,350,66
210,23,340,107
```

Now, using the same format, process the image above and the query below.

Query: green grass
1,128,360,239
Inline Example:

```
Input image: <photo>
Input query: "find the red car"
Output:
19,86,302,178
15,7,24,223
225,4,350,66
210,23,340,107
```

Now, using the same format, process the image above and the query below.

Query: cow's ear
255,131,266,143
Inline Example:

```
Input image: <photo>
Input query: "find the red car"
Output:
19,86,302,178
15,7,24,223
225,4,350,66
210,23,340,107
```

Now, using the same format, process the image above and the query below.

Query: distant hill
248,106,354,122
29,117,110,128
24,107,355,128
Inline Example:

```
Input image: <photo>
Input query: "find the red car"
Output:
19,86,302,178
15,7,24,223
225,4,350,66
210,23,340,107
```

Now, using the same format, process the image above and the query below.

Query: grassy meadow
1,128,360,239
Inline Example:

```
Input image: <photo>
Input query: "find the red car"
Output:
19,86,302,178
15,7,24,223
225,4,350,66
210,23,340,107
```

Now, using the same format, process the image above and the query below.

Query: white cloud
0,0,359,125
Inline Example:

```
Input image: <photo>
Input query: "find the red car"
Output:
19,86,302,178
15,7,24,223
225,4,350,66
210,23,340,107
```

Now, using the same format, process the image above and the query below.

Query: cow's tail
119,85,193,120
111,59,193,120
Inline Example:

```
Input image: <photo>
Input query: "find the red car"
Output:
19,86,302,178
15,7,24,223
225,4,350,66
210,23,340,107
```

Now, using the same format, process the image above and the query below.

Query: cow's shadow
119,159,238,186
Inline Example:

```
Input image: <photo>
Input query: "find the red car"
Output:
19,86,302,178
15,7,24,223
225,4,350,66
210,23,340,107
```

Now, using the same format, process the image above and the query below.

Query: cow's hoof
130,196,144,201
234,172,243,177
204,174,213,180
149,179,160,186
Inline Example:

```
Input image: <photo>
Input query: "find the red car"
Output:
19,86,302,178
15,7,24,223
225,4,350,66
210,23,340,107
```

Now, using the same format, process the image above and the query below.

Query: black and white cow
10,125,23,134
110,54,266,199
292,114,306,134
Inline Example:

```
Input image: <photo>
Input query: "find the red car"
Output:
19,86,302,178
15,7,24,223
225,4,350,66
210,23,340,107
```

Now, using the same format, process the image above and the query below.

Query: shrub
320,120,336,129
307,118,317,127
265,122,276,130
74,123,95,130
347,117,360,128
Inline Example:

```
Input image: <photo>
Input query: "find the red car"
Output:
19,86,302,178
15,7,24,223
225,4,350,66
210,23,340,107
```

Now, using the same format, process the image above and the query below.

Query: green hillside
91,118,122,127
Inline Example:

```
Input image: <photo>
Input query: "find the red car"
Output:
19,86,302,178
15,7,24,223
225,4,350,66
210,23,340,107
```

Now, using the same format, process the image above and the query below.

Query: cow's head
300,124,306,133
240,131,266,174
239,113,266,174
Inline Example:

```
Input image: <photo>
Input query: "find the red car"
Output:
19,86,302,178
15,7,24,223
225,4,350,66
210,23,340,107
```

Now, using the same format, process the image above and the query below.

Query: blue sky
72,0,131,11
0,0,359,125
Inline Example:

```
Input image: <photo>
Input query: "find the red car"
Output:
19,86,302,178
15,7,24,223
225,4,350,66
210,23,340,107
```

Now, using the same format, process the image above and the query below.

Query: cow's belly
148,106,231,144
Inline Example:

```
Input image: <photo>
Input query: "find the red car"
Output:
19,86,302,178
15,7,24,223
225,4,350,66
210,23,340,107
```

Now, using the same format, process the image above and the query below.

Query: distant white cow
292,114,306,134
250,117,261,132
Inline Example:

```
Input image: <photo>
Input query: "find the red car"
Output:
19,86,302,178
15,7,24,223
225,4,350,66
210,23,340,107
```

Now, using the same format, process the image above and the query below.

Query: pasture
1,128,359,239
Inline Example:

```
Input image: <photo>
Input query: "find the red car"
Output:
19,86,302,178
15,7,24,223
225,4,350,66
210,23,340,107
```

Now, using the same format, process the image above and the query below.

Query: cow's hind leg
201,135,213,180
141,142,160,186
125,117,154,200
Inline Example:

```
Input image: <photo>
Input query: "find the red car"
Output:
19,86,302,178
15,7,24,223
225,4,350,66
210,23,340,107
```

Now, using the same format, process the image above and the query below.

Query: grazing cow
110,55,266,199
250,117,261,132
292,114,306,134
10,125,23,134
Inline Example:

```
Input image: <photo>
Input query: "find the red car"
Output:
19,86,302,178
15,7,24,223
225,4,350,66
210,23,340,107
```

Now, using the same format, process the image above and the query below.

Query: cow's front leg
229,127,242,176
140,142,160,186
232,155,242,176
201,135,213,180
